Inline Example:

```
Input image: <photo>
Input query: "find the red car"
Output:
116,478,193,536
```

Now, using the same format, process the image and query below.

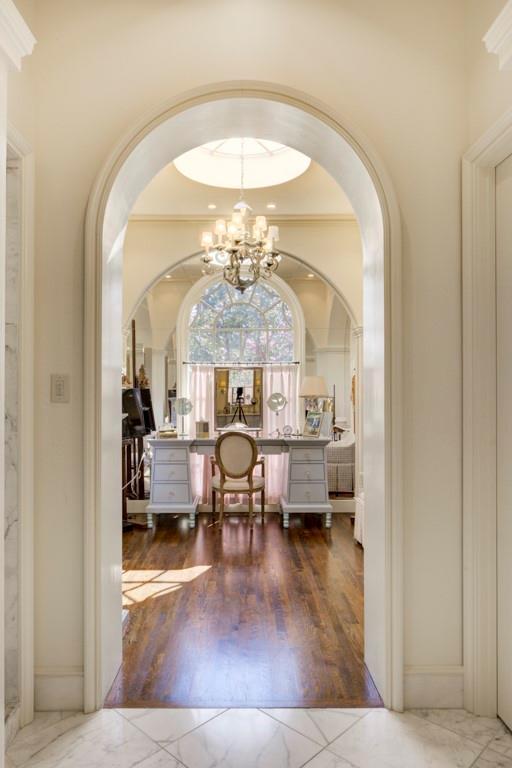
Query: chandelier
200,140,281,293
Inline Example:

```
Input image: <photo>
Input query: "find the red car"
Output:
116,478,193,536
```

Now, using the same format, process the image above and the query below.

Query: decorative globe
267,392,287,413
175,397,193,416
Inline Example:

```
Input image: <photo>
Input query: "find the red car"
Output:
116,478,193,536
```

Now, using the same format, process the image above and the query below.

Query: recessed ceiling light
208,203,217,210
307,273,314,278
266,203,276,210
165,274,172,279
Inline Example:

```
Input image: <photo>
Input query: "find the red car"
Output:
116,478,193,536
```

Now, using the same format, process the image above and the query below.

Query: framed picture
303,411,322,437
303,411,332,438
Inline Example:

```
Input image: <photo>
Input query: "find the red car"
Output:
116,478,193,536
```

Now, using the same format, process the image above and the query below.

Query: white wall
15,0,470,707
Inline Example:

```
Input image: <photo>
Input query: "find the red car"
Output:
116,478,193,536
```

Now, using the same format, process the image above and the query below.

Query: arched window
189,280,294,363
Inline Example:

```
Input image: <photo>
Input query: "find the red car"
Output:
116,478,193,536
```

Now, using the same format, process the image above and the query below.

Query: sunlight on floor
122,565,211,607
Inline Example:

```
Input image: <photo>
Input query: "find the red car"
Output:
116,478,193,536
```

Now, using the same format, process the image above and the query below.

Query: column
149,349,166,427
0,2,36,750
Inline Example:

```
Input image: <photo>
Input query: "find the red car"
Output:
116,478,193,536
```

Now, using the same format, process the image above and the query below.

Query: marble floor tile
328,710,482,768
473,747,512,767
487,727,512,758
7,709,161,768
7,712,97,767
117,707,225,743
165,707,322,768
129,751,185,768
261,708,363,746
7,712,78,746
411,708,509,747
302,749,358,767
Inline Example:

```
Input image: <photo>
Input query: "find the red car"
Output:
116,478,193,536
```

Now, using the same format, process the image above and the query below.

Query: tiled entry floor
6,707,512,768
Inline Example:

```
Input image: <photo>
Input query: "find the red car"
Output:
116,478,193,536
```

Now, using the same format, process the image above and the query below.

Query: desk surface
149,436,331,448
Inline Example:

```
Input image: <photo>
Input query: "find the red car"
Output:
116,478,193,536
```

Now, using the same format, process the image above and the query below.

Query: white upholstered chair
210,431,265,529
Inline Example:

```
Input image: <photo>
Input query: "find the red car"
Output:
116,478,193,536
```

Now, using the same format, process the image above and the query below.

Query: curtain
262,364,299,502
188,363,299,505
189,365,215,503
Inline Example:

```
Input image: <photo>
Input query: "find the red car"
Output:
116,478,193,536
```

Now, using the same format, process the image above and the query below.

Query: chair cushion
212,475,265,492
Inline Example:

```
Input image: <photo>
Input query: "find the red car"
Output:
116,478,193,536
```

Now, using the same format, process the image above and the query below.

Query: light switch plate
51,374,70,403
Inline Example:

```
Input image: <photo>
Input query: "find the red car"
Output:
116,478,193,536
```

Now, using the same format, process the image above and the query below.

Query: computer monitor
122,388,147,436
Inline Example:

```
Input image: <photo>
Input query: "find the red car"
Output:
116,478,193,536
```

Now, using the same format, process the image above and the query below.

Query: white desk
147,436,333,528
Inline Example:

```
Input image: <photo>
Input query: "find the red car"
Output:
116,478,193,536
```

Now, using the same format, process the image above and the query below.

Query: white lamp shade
267,225,279,242
299,376,329,397
201,231,214,248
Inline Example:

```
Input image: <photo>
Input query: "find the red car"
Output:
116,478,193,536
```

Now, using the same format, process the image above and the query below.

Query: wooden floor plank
105,513,382,708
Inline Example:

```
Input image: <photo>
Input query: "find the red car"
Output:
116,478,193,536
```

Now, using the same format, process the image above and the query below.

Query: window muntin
188,281,294,364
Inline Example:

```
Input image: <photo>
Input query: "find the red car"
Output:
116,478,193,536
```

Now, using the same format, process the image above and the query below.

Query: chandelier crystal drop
200,140,281,293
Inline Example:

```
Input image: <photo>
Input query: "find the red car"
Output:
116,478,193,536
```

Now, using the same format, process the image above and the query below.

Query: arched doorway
84,82,403,712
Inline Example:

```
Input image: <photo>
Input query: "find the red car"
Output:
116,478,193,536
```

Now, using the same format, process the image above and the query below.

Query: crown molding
483,0,512,70
128,212,357,224
0,0,35,71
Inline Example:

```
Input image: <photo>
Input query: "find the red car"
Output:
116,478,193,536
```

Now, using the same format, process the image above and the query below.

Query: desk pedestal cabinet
146,439,199,527
147,437,332,528
280,443,332,528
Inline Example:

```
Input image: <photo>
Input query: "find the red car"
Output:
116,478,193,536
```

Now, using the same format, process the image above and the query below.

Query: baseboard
34,667,83,711
5,703,20,747
404,665,464,708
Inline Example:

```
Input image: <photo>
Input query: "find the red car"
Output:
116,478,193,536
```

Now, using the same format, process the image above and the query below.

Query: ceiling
131,160,354,217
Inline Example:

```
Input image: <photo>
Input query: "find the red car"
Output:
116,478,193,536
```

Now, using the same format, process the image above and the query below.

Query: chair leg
261,489,265,524
211,488,216,524
219,493,224,530
249,493,254,530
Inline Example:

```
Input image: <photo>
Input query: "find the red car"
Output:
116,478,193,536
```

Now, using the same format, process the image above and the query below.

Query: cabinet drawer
153,447,188,463
290,463,325,482
153,463,189,482
288,482,327,504
152,483,190,504
290,447,324,463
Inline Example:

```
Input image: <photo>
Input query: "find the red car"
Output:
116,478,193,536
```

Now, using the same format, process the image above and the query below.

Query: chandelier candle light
200,140,281,292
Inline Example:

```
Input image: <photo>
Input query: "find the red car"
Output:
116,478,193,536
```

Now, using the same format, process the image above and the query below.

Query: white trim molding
462,106,512,717
83,82,404,713
405,666,464,709
484,0,512,71
0,0,35,70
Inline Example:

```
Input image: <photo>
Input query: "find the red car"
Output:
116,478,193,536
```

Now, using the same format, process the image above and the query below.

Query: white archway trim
84,82,403,713
174,271,306,397
462,106,512,716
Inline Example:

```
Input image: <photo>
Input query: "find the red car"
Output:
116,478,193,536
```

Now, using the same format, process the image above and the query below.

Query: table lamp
299,376,329,415
299,376,328,397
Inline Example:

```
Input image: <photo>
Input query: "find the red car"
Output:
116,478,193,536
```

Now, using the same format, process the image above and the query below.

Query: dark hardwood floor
105,513,382,709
